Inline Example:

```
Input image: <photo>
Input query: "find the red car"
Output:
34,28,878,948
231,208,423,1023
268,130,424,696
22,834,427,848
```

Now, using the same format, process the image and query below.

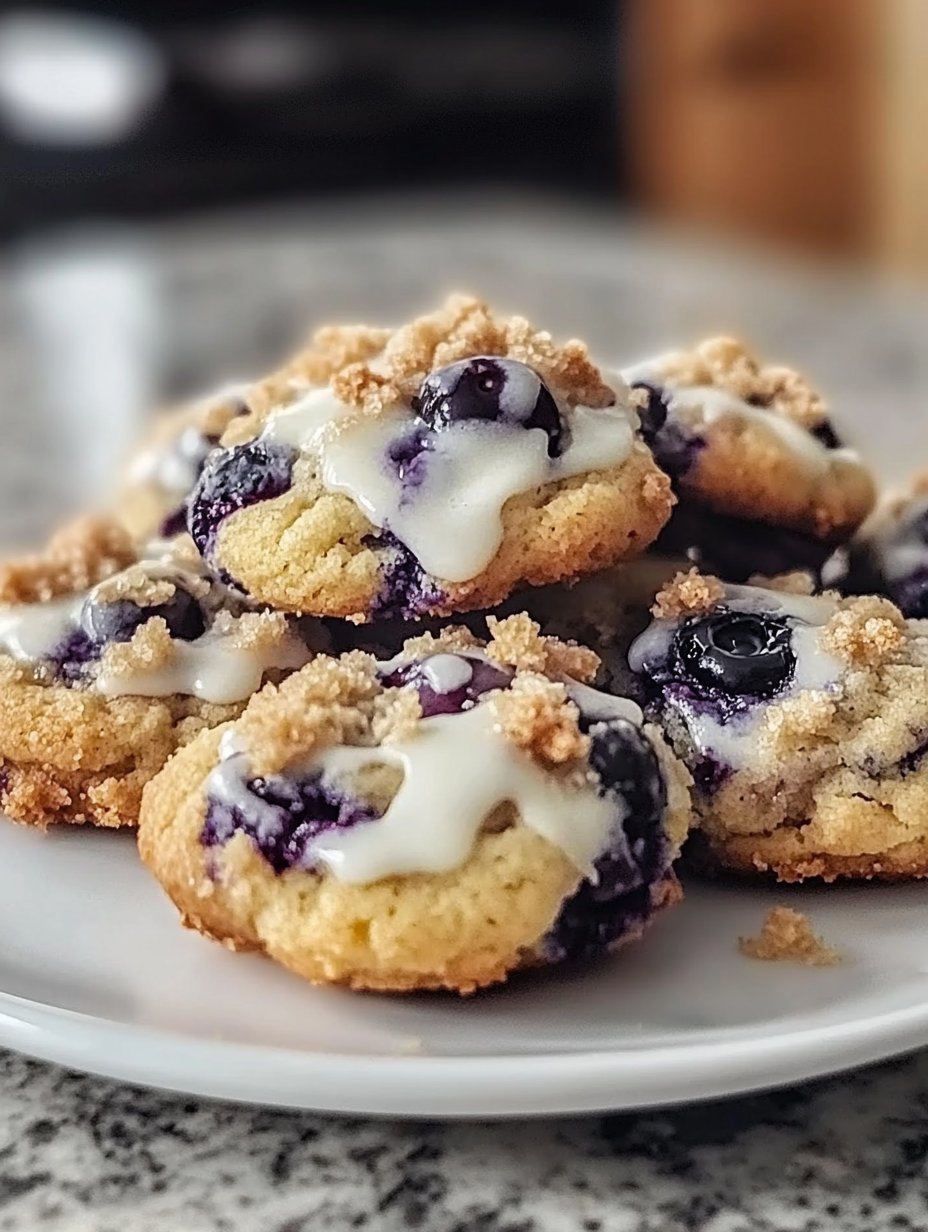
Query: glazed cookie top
120,384,250,539
628,569,928,835
622,336,875,540
0,518,315,705
199,614,691,887
844,475,928,618
188,296,673,619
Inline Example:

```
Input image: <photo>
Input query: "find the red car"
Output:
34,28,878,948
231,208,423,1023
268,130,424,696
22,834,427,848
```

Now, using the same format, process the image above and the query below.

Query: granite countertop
2,1048,927,1232
1,199,927,1231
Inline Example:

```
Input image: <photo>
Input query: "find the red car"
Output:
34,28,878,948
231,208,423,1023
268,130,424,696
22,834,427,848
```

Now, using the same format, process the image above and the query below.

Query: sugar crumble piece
651,569,725,620
328,294,618,417
234,652,382,776
0,516,136,606
398,626,481,660
821,596,906,668
228,610,293,652
485,613,549,674
98,617,175,679
490,675,589,766
93,565,188,609
739,906,841,966
372,687,422,746
245,323,392,420
542,638,601,686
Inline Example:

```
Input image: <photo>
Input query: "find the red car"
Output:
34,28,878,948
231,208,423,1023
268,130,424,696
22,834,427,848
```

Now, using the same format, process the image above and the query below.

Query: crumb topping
659,336,827,428
821,596,906,668
98,617,175,679
395,626,482,659
651,569,726,620
328,295,617,417
227,610,295,653
234,652,385,776
485,613,600,683
0,517,137,606
739,906,841,966
230,614,620,778
490,675,589,766
245,323,392,421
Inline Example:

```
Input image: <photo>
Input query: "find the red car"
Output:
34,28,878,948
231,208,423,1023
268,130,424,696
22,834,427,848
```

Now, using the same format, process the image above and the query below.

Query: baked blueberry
546,718,668,961
413,356,565,457
674,611,795,697
203,769,382,875
630,381,703,479
81,585,206,645
188,439,296,563
381,652,513,717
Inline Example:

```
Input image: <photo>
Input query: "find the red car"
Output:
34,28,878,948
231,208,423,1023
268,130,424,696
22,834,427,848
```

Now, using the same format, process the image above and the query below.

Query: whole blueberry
413,357,565,457
675,611,795,697
81,585,206,645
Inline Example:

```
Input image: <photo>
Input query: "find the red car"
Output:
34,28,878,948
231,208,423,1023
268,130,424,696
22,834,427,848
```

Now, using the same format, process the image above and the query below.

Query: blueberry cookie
138,615,692,993
0,519,317,829
630,570,928,882
188,296,674,621
842,476,928,618
622,337,876,583
119,384,250,540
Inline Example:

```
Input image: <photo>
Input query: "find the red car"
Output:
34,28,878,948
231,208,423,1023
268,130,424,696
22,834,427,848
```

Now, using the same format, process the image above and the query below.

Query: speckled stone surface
2,199,928,1231
2,1048,928,1232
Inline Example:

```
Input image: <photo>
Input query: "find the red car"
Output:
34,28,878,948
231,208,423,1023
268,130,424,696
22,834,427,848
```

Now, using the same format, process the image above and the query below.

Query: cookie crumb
99,617,175,678
329,294,617,416
490,675,589,766
651,569,725,620
821,596,906,668
0,516,136,605
228,610,293,652
235,653,381,775
739,906,841,966
485,613,599,682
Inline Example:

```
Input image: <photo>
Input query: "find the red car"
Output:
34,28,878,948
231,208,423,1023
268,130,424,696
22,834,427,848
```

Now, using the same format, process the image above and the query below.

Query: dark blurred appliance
0,2,618,235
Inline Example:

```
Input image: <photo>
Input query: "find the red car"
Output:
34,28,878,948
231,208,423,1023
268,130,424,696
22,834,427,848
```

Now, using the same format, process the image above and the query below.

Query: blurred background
0,1,925,543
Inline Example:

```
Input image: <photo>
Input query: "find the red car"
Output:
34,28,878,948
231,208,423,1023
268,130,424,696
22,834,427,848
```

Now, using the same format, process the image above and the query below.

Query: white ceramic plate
3,822,928,1117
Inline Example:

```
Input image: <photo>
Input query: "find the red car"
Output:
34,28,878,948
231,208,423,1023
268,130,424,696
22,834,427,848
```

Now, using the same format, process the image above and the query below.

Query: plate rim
3,986,928,1117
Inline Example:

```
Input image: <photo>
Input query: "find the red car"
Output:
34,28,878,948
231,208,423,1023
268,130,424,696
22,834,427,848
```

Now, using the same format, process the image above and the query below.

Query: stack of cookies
1,292,924,996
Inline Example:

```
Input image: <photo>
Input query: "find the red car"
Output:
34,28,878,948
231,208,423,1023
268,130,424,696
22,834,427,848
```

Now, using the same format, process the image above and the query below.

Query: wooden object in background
624,0,905,263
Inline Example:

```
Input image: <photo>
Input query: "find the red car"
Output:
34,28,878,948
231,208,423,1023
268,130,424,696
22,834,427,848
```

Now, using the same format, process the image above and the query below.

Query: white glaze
261,385,635,584
420,654,474,694
0,546,310,705
628,584,843,772
292,704,615,884
620,354,856,477
0,595,82,661
94,625,311,706
565,680,643,726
